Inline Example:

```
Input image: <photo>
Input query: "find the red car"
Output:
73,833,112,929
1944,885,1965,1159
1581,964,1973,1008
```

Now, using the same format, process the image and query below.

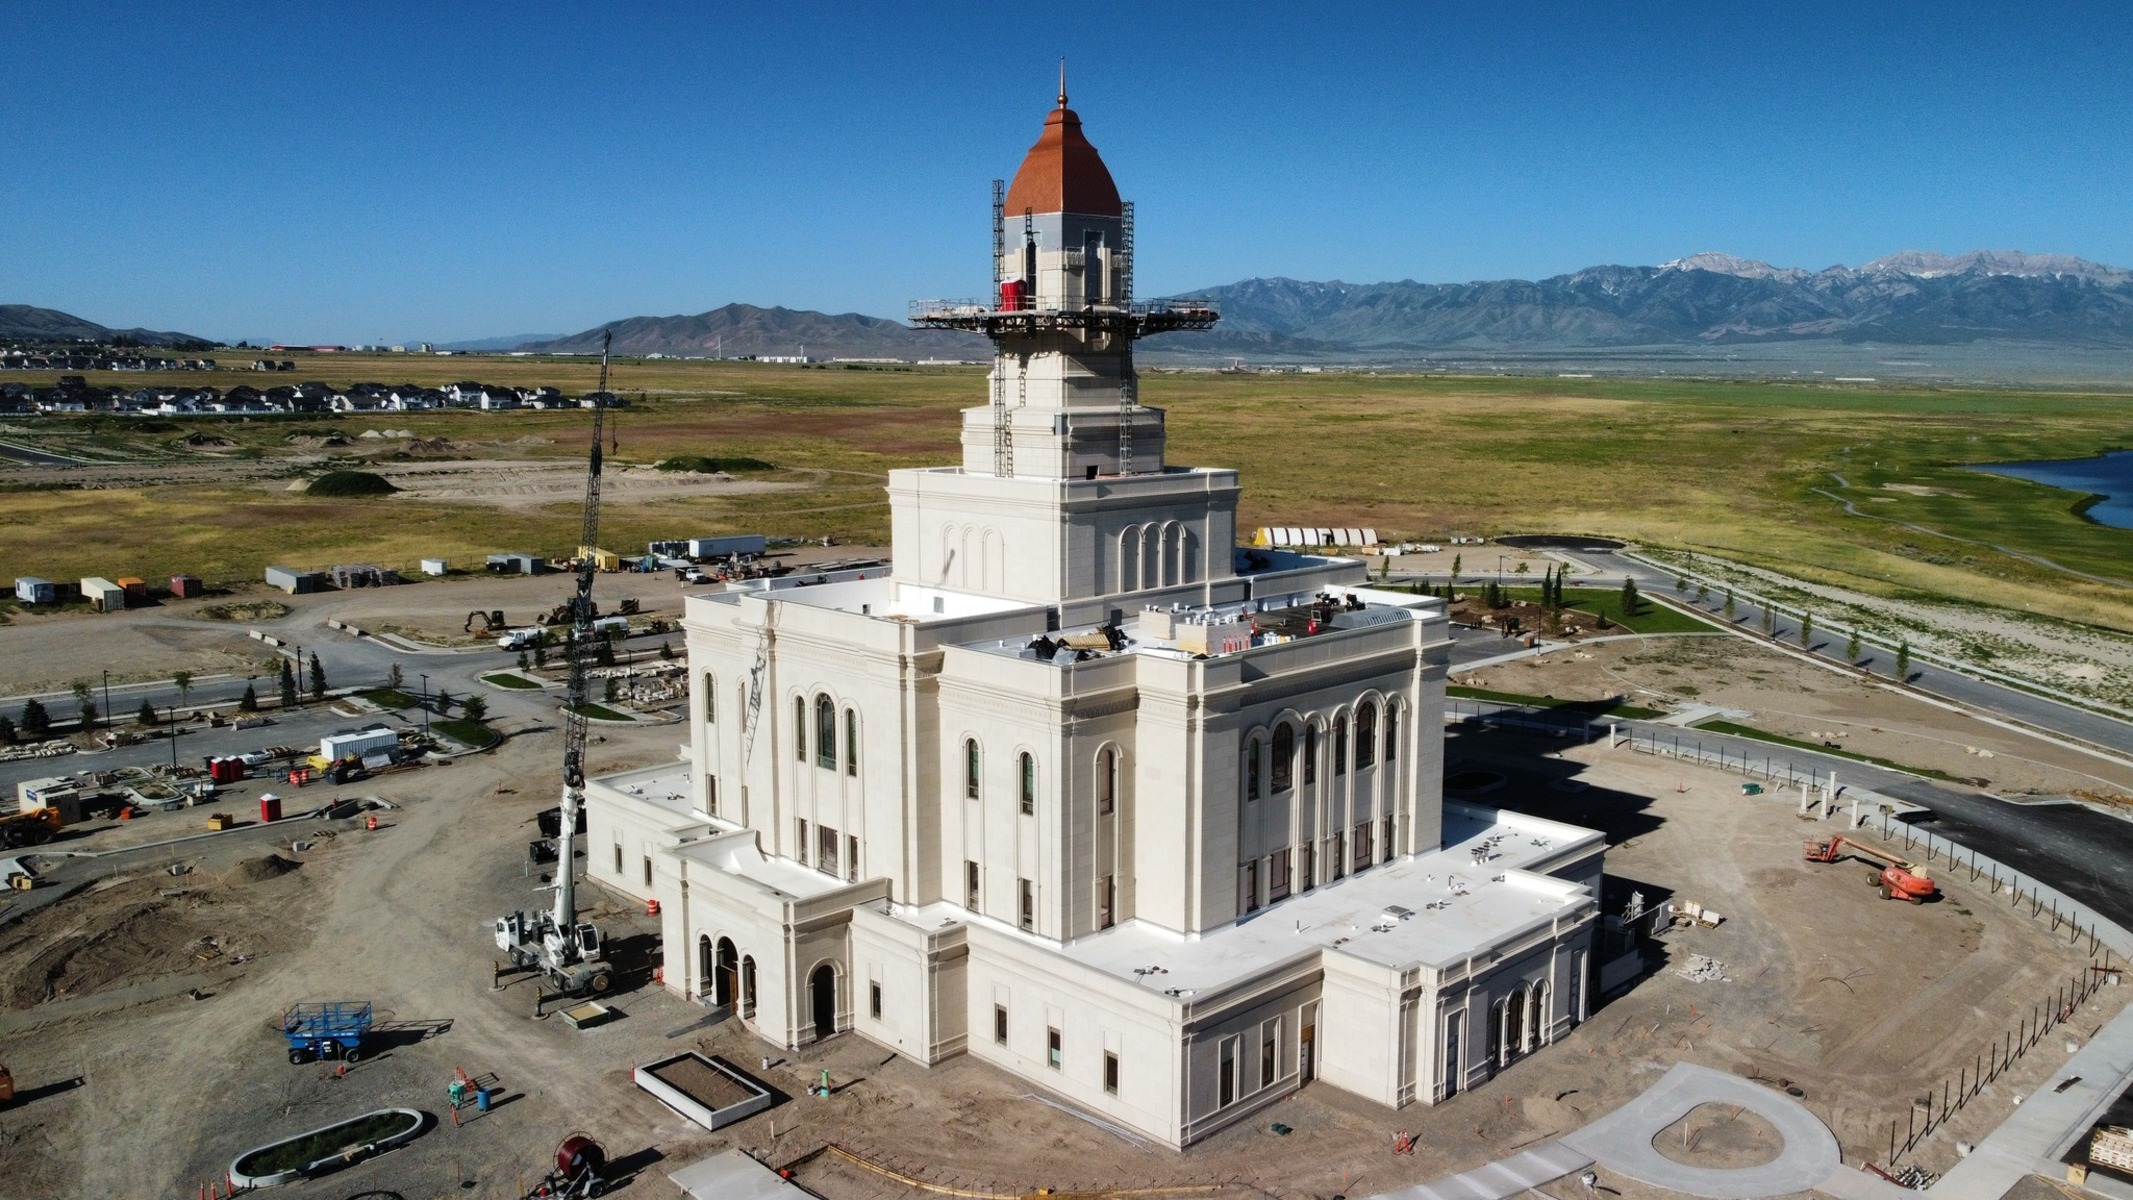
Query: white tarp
669,1150,801,1200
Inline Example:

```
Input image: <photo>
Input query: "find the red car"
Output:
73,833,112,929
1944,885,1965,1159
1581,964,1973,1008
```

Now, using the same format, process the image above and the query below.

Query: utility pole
100,670,111,731
168,704,178,772
419,674,431,741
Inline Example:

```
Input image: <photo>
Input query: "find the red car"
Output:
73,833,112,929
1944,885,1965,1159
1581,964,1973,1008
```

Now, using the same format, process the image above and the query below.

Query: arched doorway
696,934,713,998
1502,990,1525,1064
715,938,739,1008
809,963,837,1041
1486,1001,1504,1071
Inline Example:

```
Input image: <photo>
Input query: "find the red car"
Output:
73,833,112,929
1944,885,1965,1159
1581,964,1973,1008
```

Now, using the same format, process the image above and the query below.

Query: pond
1963,450,2133,529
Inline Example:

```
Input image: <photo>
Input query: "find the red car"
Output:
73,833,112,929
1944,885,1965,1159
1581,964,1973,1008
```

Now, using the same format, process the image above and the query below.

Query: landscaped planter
228,1107,428,1188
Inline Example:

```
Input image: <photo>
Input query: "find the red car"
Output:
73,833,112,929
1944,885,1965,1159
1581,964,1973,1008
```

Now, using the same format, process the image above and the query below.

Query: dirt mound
182,433,235,448
231,854,301,883
400,437,455,456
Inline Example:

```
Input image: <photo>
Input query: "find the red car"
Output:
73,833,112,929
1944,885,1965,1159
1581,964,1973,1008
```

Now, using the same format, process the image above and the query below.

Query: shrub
654,455,774,474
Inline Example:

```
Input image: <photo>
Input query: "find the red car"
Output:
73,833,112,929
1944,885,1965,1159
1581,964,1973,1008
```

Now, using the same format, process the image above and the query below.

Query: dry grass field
3,353,2129,631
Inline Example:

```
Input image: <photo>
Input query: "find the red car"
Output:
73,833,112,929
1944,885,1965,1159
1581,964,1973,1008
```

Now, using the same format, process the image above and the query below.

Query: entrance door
1444,1012,1463,1097
1300,1022,1316,1082
810,964,837,1040
697,935,713,998
715,938,738,1008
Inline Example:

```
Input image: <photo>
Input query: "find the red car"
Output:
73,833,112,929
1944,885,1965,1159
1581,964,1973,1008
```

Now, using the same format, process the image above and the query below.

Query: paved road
1414,550,2133,761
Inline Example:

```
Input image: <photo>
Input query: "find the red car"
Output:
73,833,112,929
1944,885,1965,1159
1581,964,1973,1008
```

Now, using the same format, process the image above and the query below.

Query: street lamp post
419,674,431,740
168,704,178,772
101,670,111,732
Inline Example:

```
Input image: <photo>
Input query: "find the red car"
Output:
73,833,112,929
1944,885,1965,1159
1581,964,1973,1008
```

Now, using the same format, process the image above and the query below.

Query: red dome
1003,103,1122,219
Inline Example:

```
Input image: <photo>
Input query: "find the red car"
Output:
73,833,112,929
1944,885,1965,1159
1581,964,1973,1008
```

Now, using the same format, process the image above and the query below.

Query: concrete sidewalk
1933,998,2133,1199
1559,1063,1840,1199
1378,1140,1593,1200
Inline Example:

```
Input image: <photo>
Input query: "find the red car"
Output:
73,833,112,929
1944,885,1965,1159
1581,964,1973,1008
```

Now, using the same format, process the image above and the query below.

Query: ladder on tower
1118,200,1136,475
991,180,1011,478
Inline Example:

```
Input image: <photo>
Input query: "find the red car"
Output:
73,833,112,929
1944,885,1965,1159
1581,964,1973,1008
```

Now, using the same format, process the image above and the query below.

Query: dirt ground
1457,634,2133,798
321,458,811,510
0,717,2114,1200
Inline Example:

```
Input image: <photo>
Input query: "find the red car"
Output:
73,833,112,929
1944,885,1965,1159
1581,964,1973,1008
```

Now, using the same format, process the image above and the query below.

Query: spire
1058,58,1067,108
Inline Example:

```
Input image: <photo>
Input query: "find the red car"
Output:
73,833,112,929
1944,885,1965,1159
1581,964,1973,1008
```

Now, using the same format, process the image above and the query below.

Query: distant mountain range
0,304,211,348
1146,250,2133,357
521,304,988,360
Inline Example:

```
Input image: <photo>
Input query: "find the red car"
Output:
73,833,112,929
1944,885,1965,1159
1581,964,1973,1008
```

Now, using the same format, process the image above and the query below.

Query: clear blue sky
8,2,2129,344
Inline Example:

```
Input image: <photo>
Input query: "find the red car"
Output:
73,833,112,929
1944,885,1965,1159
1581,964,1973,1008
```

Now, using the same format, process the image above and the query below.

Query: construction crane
494,330,616,998
1802,834,1938,903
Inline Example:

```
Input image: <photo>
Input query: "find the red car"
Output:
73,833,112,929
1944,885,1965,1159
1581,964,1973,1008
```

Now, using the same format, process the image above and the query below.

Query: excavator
1802,834,1937,903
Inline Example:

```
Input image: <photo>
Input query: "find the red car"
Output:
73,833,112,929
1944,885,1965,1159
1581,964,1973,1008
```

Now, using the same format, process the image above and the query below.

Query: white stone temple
587,89,1605,1147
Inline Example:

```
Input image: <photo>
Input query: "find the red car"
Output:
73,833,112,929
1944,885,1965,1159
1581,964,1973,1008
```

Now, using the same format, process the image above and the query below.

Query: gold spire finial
1058,58,1067,108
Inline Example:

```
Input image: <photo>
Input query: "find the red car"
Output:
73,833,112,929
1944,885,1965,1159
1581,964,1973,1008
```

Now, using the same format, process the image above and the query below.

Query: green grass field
5,354,2130,632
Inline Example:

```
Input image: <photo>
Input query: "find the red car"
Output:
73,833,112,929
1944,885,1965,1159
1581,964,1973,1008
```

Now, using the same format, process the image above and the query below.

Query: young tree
1619,576,1641,618
171,669,193,713
1450,553,1462,581
1694,582,1709,603
308,653,327,700
1846,629,1862,663
1896,641,1912,680
238,683,259,712
604,678,621,703
433,689,455,715
138,697,159,725
0,714,14,745
1675,575,1688,593
1722,589,1736,621
278,658,298,709
78,701,98,729
1799,612,1814,648
532,643,548,669
21,698,50,738
1514,560,1530,576
658,641,674,661
517,650,531,670
595,639,616,667
70,680,94,728
459,694,488,724
387,661,404,691
1762,605,1775,637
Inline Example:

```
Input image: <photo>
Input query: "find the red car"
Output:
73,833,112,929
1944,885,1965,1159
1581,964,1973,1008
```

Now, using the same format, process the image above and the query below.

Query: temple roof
1002,100,1122,219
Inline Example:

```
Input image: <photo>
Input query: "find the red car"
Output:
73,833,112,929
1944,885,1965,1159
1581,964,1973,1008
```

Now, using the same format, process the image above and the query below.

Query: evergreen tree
0,714,14,745
1846,629,1862,663
138,698,159,725
604,678,621,702
533,644,548,669
516,650,530,670
1896,641,1912,680
308,653,327,700
1799,612,1814,647
387,661,404,691
1450,553,1461,581
78,701,97,729
278,659,298,708
434,689,454,715
239,684,259,712
21,699,50,738
658,641,674,661
1619,576,1640,617
460,694,487,724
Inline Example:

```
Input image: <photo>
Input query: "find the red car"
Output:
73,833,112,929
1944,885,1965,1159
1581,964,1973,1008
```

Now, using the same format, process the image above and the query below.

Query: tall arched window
1271,724,1294,793
844,708,858,775
1355,702,1377,769
1018,752,1036,815
815,695,837,769
1098,747,1117,814
1304,724,1318,786
1245,737,1262,801
704,673,716,723
1333,714,1348,776
793,697,807,761
1384,703,1399,761
964,739,981,799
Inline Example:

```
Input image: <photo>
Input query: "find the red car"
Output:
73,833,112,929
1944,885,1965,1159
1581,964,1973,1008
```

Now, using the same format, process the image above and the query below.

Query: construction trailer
79,576,127,612
264,565,326,594
685,535,767,560
420,558,449,576
320,728,398,763
168,574,205,599
12,577,57,605
486,552,543,575
116,577,148,604
16,778,83,824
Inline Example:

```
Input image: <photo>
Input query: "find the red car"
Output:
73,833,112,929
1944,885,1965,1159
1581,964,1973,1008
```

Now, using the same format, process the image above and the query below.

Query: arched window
964,739,981,799
1119,527,1140,592
1385,702,1398,761
793,697,807,761
1333,714,1348,776
1245,737,1262,801
1355,702,1377,769
816,695,837,769
1098,747,1117,814
844,708,858,775
1304,724,1318,786
1271,724,1294,793
704,673,716,723
1018,752,1036,815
